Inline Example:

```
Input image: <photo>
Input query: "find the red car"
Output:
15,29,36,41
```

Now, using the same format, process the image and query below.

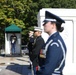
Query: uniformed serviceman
27,31,34,69
31,26,45,75
28,31,34,61
36,11,67,75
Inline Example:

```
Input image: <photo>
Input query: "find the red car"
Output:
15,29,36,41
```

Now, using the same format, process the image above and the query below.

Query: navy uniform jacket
37,32,67,75
28,37,34,61
28,37,34,53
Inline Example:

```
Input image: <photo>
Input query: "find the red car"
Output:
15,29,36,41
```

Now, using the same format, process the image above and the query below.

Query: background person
10,33,17,55
28,31,34,60
31,26,45,75
27,31,34,69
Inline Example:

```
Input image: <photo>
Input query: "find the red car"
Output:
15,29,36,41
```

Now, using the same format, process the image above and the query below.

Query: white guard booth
5,24,21,55
37,8,76,75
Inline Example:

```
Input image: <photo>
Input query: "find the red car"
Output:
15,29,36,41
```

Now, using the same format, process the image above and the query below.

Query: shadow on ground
7,63,31,75
0,63,32,75
0,54,32,75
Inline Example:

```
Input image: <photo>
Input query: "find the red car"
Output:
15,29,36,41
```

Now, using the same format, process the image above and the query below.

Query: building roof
5,24,21,32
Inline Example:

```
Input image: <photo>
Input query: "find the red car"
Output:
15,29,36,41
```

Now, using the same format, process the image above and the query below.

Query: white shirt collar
49,31,57,37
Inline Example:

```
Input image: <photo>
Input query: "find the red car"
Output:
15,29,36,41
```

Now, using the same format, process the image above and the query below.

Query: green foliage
0,0,76,46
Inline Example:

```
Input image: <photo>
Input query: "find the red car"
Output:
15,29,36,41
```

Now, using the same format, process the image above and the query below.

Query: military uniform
28,37,34,61
37,32,66,75
36,11,67,75
29,27,45,75
32,36,45,67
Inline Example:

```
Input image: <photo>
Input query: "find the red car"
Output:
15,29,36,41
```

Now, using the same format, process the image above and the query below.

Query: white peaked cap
34,26,42,31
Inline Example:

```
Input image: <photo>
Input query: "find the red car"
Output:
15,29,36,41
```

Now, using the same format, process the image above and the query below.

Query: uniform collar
46,32,59,43
37,36,41,38
35,36,41,39
49,31,57,37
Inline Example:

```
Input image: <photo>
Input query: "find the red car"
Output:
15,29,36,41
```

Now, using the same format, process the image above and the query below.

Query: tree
0,0,76,47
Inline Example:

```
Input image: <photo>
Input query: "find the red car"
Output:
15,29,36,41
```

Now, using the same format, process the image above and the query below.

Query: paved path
0,55,32,75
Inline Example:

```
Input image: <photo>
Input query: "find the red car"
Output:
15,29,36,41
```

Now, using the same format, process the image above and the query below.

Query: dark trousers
11,43,16,54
